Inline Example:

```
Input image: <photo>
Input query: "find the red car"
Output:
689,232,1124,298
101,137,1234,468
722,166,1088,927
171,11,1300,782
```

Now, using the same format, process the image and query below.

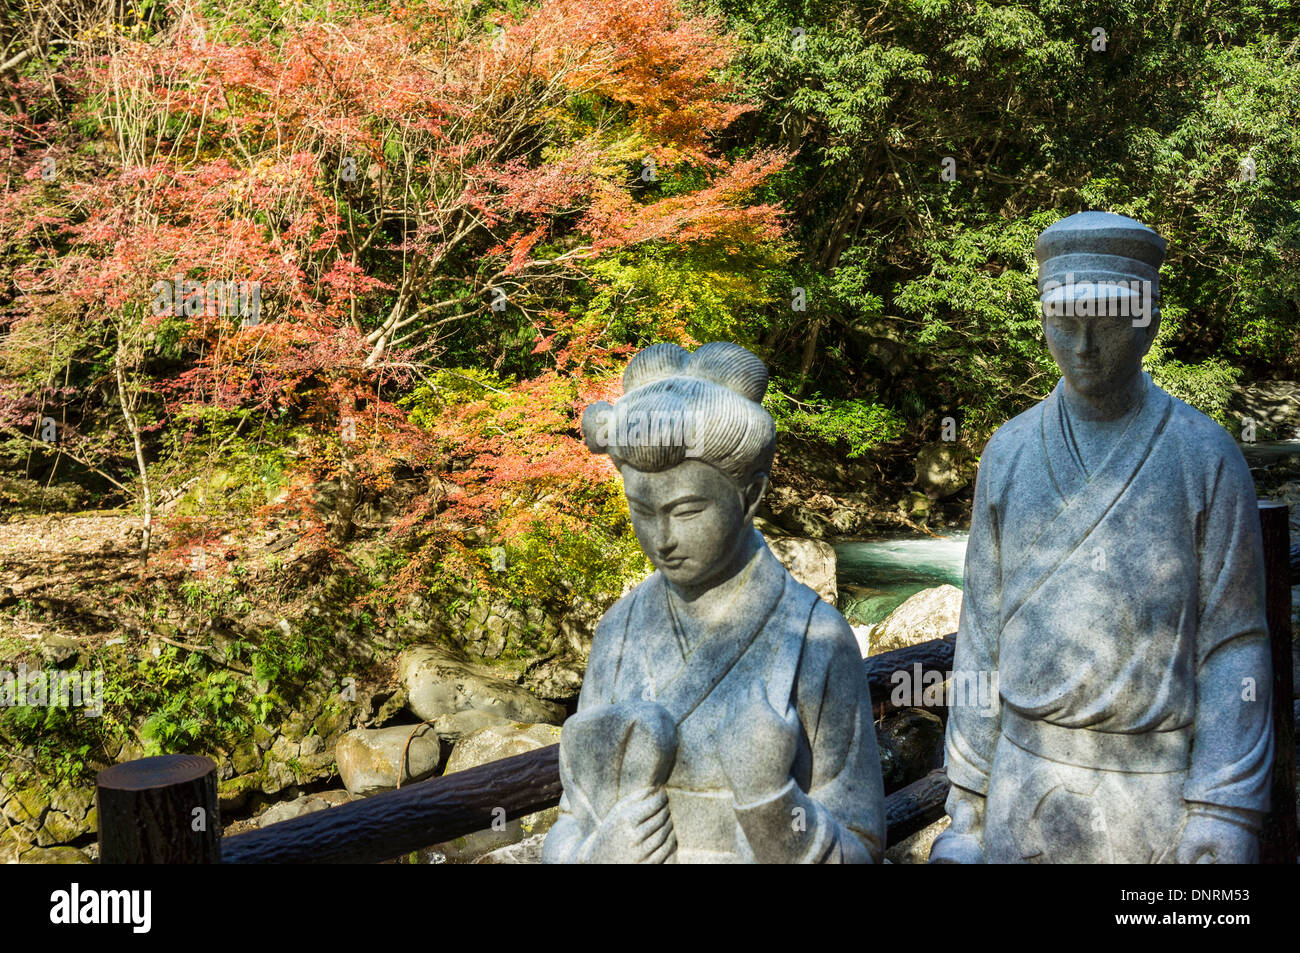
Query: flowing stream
835,532,969,626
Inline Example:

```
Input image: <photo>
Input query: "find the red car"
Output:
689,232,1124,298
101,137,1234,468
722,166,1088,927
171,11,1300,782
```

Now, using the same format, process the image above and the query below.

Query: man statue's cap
1035,211,1166,304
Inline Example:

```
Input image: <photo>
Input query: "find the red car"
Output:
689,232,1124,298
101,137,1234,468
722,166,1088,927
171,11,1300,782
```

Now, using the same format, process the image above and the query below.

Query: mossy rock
0,825,30,864
312,705,352,742
281,711,311,743
9,786,50,829
231,742,262,776
39,809,92,845
19,845,93,864
219,773,263,813
49,785,93,819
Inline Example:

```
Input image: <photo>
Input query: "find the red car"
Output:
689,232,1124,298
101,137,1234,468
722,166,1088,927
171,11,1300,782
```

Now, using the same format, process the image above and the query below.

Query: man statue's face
622,459,764,590
1041,301,1158,400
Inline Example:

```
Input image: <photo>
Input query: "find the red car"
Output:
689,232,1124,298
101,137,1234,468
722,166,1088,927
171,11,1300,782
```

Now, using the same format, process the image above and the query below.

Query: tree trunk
115,356,152,566
332,393,359,544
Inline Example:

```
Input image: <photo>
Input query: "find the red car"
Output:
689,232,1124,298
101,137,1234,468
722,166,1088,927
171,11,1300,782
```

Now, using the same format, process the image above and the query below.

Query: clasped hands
579,683,800,863
930,791,1260,864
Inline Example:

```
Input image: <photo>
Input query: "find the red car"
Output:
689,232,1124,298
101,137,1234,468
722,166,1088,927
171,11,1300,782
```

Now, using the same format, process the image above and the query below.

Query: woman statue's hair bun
621,341,768,404
587,341,776,484
681,341,769,403
580,401,615,454
623,342,689,394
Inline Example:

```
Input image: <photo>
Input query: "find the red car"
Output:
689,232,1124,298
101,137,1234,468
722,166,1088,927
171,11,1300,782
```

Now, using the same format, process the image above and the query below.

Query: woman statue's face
622,459,763,590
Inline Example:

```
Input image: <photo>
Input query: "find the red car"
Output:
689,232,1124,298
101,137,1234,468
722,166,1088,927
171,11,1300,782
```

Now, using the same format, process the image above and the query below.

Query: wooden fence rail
97,502,1296,863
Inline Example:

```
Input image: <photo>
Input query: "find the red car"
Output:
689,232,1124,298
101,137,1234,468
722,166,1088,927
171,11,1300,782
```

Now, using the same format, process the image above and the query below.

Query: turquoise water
835,532,968,626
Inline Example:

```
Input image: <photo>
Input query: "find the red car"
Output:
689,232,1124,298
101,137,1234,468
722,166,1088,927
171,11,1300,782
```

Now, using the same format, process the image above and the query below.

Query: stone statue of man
542,342,886,863
931,211,1274,864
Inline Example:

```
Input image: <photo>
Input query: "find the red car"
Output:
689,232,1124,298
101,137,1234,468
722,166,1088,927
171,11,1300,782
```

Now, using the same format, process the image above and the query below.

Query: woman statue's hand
578,788,676,863
717,681,800,806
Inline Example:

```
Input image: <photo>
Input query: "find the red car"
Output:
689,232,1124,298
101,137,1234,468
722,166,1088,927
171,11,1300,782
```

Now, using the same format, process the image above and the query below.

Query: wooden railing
95,502,1297,863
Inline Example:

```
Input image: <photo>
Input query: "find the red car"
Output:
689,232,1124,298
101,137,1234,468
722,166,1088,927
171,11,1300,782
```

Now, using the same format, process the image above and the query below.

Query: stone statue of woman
541,342,885,863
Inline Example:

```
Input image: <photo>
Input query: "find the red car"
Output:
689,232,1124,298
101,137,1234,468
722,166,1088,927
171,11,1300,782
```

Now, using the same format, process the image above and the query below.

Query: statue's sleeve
540,601,623,864
943,441,1004,798
1183,445,1273,823
732,602,886,863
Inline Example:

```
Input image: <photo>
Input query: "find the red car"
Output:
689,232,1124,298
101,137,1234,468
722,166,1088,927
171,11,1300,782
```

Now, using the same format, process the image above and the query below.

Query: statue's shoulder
976,399,1046,475
1158,388,1255,485
1162,388,1240,451
796,583,859,664
592,572,657,647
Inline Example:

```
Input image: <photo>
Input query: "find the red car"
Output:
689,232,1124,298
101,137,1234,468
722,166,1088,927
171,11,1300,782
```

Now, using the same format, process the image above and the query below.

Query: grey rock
336,723,443,797
544,342,886,864
522,657,585,702
398,646,564,726
763,535,838,605
934,212,1273,865
914,442,971,500
39,634,80,667
431,708,511,743
865,584,962,656
431,723,562,862
258,793,333,827
444,722,561,772
474,832,547,864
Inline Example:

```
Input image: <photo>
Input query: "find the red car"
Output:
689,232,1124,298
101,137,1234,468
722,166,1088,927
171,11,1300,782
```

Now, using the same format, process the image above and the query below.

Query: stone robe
544,533,885,863
945,374,1274,862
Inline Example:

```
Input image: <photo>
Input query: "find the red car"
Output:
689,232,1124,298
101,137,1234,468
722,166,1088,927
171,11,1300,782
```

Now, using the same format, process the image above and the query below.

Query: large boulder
335,723,443,797
398,646,565,733
764,535,838,604
1229,380,1300,438
866,584,962,656
430,722,561,862
914,442,972,500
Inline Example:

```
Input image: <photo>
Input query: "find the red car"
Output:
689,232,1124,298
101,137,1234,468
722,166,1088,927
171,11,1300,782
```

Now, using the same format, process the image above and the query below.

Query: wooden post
1259,501,1298,864
97,755,220,863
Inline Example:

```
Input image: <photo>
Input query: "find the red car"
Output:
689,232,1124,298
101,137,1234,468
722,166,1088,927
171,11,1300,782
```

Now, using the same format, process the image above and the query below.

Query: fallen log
865,633,956,715
221,744,562,864
883,768,950,848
